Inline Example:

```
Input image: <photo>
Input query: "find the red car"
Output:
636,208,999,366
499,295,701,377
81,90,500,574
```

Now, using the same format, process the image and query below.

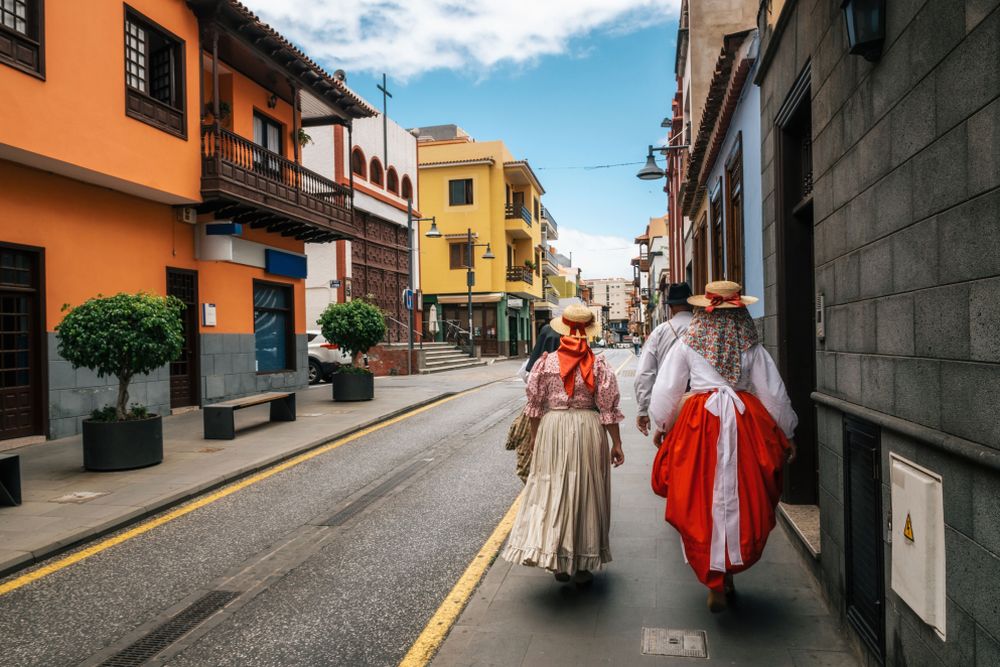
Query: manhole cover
50,491,110,504
641,628,708,658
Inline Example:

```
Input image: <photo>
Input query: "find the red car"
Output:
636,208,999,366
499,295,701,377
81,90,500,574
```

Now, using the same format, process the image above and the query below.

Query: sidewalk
0,361,521,577
431,358,860,666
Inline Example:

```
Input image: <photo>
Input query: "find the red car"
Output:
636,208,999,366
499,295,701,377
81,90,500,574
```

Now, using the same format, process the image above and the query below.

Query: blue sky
245,1,680,279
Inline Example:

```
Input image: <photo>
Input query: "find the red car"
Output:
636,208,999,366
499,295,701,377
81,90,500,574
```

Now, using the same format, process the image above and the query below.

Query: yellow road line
398,352,632,666
398,496,522,667
0,386,490,598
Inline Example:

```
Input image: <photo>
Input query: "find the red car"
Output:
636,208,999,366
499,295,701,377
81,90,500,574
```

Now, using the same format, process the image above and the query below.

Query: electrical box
816,292,825,341
890,454,946,640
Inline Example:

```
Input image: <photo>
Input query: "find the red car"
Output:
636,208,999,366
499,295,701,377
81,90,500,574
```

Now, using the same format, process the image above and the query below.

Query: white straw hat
688,280,759,310
550,303,600,338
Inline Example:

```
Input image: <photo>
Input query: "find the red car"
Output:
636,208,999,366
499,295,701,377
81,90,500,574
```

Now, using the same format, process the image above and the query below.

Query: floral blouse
524,351,624,425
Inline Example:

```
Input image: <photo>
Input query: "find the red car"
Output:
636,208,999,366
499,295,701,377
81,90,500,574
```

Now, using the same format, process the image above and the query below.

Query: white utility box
890,454,946,640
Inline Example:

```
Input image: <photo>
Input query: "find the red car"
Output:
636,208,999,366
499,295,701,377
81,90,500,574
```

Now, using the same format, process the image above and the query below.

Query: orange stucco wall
0,0,203,202
0,159,306,334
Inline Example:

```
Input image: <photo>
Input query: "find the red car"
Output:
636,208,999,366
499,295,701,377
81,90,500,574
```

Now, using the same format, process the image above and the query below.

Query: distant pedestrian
632,332,642,356
634,282,694,438
502,304,624,584
508,324,562,483
648,281,797,612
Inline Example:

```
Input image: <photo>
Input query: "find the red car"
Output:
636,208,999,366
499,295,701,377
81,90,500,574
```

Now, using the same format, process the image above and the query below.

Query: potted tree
317,299,386,401
56,293,184,471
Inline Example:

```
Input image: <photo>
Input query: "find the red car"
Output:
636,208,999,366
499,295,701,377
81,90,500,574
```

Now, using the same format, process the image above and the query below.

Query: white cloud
556,227,636,282
242,0,680,79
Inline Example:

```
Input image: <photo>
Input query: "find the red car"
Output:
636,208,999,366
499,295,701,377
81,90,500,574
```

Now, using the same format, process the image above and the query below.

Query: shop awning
436,293,504,304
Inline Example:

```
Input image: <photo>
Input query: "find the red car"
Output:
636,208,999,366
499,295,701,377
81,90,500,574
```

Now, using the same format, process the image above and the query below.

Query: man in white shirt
634,282,693,436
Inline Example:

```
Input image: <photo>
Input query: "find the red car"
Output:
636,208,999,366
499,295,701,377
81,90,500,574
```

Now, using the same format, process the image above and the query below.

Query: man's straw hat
688,280,759,311
551,303,600,338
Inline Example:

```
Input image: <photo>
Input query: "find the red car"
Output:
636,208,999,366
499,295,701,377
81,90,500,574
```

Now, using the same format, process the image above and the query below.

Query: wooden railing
200,125,351,209
506,266,534,285
504,204,532,226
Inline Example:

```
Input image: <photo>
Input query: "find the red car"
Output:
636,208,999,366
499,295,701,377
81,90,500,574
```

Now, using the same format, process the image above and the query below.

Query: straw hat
551,303,600,338
688,280,759,310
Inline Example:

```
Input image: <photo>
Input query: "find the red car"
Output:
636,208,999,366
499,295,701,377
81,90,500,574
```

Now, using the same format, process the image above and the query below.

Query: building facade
0,0,373,442
415,125,543,357
756,1,1000,664
581,278,631,341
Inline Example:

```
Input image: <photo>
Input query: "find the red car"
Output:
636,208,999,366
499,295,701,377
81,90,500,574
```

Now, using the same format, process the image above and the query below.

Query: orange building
0,0,375,443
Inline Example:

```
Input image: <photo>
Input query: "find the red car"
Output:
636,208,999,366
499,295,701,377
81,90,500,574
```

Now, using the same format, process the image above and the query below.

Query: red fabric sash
705,291,744,313
557,336,595,397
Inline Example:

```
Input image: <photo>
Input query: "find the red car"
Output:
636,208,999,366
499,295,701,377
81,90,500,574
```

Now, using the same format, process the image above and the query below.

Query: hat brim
687,295,759,308
550,316,601,338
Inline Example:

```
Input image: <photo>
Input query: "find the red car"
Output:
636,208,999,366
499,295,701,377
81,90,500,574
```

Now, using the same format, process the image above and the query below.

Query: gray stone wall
47,333,171,440
200,333,307,404
757,0,1000,664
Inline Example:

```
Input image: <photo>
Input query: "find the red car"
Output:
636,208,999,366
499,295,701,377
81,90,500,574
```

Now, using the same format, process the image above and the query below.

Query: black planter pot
332,372,374,401
82,416,164,471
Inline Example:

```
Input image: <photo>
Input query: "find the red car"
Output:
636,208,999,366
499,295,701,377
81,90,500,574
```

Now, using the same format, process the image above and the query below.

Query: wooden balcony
506,265,534,285
199,126,356,242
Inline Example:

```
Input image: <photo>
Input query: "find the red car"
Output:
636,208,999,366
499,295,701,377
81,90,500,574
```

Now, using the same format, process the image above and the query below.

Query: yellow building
415,125,544,356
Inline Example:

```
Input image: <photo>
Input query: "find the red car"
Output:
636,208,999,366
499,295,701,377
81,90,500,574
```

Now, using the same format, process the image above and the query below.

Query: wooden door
0,246,43,440
167,269,199,408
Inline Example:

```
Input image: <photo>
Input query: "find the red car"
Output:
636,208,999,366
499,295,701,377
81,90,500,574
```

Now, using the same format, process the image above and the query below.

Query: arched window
386,168,399,194
369,158,383,186
351,148,366,178
401,175,413,201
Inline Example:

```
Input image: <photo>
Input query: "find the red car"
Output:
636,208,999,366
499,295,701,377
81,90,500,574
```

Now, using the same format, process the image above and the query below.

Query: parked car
307,330,352,384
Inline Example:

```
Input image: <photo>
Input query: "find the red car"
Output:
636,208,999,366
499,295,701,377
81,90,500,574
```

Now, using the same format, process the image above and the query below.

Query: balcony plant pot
331,370,374,402
82,416,164,471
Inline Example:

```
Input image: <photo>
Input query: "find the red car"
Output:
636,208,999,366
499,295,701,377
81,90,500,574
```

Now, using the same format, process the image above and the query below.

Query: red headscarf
557,318,595,396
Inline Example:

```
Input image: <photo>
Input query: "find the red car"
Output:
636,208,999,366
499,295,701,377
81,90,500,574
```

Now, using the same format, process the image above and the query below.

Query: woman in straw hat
501,304,625,584
648,281,797,612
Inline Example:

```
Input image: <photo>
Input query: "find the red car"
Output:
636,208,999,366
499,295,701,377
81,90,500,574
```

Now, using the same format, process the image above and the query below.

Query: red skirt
651,391,789,591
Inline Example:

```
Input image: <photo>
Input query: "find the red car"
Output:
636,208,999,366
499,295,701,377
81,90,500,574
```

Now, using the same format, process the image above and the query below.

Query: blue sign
264,249,307,279
205,222,243,235
403,288,414,311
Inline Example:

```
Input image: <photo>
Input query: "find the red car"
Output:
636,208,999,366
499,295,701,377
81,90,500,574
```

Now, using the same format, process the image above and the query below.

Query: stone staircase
418,341,487,374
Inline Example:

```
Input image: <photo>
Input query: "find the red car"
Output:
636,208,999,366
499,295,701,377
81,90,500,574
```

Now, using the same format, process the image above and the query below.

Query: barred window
125,18,147,93
124,9,183,110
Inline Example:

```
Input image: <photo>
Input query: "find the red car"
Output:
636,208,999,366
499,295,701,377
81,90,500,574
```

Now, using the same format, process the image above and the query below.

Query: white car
307,331,352,384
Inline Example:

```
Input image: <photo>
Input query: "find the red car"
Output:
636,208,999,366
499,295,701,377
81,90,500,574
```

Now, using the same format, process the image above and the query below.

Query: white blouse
648,342,798,438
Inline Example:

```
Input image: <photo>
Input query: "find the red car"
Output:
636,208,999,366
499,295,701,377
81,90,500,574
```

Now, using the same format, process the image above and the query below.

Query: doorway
508,315,519,356
167,268,200,409
0,244,44,440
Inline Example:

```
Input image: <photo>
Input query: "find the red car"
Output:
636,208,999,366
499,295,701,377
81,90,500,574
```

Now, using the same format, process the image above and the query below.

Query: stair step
423,352,472,361
419,359,488,374
423,357,477,366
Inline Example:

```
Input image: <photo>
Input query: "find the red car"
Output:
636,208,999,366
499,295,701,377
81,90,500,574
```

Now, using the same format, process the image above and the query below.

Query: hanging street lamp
636,146,665,180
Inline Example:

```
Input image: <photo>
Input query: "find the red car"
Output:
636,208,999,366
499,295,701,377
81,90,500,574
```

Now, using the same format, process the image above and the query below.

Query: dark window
400,175,412,201
725,138,744,285
692,215,708,293
252,111,283,178
710,189,724,281
449,179,473,206
253,281,294,372
370,159,383,186
386,167,398,194
449,243,473,270
0,0,43,77
533,197,539,221
124,7,185,138
351,148,366,178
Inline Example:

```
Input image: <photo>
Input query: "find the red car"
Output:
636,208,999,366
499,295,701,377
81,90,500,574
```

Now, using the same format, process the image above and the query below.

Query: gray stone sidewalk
0,361,521,576
432,356,860,667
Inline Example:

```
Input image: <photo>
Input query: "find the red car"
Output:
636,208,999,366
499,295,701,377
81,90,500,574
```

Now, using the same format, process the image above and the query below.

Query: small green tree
56,293,185,421
317,299,387,372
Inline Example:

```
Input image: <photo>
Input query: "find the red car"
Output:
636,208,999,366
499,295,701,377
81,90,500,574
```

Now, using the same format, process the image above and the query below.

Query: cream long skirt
501,408,612,574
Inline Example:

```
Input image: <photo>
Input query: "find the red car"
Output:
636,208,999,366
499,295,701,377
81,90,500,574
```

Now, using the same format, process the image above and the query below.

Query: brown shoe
724,574,736,598
554,572,571,583
707,589,728,613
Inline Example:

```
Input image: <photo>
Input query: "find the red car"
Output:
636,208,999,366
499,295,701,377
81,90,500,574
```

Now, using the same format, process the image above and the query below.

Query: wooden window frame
710,183,725,281
449,242,474,270
351,147,367,179
252,279,295,374
448,178,474,206
0,0,44,78
369,157,383,186
724,134,745,286
400,175,412,200
386,167,399,194
123,5,186,139
692,214,708,294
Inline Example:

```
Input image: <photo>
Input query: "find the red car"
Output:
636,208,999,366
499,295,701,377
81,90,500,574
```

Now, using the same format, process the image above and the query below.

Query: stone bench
203,392,296,440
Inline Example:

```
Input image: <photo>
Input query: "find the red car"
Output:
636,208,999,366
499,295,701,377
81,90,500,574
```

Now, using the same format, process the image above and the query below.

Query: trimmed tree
317,298,387,373
56,293,185,421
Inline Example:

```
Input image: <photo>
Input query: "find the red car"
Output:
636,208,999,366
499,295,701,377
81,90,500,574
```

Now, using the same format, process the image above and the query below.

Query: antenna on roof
333,69,347,81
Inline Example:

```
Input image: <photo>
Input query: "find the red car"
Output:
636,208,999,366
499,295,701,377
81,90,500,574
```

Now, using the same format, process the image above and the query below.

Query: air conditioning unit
175,207,197,224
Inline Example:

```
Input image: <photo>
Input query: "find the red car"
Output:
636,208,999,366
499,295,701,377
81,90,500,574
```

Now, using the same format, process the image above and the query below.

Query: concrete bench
203,392,296,440
0,454,21,506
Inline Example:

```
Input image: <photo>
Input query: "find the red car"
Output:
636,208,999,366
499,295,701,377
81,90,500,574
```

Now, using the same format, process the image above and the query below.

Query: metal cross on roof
377,72,393,168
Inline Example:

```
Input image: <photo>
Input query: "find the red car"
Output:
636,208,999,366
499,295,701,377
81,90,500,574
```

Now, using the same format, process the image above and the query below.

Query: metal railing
382,314,426,347
541,206,557,235
438,319,473,353
506,266,534,285
504,203,532,226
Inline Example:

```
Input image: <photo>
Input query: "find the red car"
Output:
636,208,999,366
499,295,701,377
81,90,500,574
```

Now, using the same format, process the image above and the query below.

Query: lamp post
424,221,494,355
406,203,436,376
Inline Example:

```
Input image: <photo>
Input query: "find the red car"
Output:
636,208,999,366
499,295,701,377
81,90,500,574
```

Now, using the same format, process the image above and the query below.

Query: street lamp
406,202,437,375
636,126,691,181
424,224,494,355
842,0,886,62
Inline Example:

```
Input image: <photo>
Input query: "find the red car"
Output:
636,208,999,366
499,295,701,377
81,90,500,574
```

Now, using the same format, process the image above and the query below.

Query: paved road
0,357,643,667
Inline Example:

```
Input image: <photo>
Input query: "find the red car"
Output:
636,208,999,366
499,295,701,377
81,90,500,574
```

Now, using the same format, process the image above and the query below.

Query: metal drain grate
641,628,708,658
321,458,429,526
619,369,636,377
98,591,238,666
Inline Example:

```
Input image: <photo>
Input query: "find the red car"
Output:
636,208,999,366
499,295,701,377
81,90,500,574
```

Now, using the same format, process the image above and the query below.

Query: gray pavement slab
431,351,862,667
0,361,521,576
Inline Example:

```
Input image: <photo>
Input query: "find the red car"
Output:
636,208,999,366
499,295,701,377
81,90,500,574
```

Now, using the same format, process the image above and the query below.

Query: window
351,148,366,178
725,138,745,285
386,167,399,194
369,158,383,186
400,175,413,201
692,215,708,293
449,179,473,206
533,197,540,221
253,281,294,372
252,111,283,178
0,0,42,76
449,243,473,270
124,7,185,137
710,186,724,281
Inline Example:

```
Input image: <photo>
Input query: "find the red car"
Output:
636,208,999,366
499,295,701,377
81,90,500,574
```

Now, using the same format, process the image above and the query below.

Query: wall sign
265,248,308,279
202,303,217,327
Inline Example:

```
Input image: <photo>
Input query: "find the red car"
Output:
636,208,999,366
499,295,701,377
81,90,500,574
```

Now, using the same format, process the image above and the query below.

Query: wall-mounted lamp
842,0,886,62
267,93,278,109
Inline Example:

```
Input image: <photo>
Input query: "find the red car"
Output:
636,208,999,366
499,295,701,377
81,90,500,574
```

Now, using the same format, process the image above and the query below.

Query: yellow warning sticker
903,513,914,542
